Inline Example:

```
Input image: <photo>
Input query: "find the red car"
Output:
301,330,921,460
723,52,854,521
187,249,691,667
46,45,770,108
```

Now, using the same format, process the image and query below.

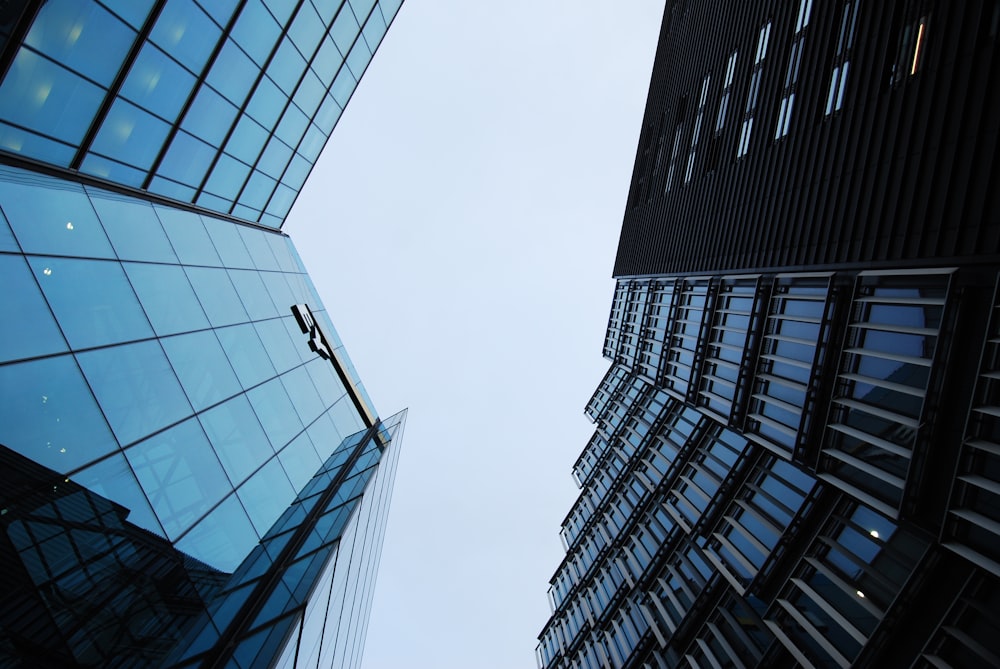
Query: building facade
0,1,405,667
538,1,1000,667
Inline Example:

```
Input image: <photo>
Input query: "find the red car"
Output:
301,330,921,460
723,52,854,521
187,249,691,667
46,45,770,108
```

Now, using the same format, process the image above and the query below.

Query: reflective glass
0,354,117,472
149,175,196,202
157,130,215,188
151,0,219,74
249,377,304,450
347,31,374,79
380,0,404,21
161,329,241,410
299,123,327,162
78,153,146,188
217,323,277,388
125,417,232,539
240,170,277,210
0,49,103,146
295,69,325,119
245,76,287,131
266,184,297,218
0,170,114,258
278,431,322,492
120,43,195,122
229,269,279,320
254,317,300,375
88,189,177,263
195,0,240,26
124,262,210,336
196,191,233,213
100,0,155,29
282,152,313,192
155,206,223,266
0,254,68,363
313,36,343,85
288,3,325,60
225,114,269,165
281,366,326,426
183,84,239,145
176,492,258,572
29,256,152,349
77,340,192,447
207,39,258,107
269,234,301,273
0,123,75,165
234,203,262,222
275,103,308,149
72,452,165,537
329,394,363,436
199,395,275,485
232,0,281,66
362,3,388,45
331,65,357,108
331,5,360,54
25,0,135,85
90,97,171,171
202,216,255,268
265,0,298,26
184,265,250,327
237,456,296,535
240,228,281,270
203,153,252,199
315,94,343,135
257,136,294,178
0,208,16,251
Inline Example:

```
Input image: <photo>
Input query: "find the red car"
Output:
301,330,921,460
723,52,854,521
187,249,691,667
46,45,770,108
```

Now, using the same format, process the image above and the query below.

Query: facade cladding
539,1,1000,668
0,1,405,667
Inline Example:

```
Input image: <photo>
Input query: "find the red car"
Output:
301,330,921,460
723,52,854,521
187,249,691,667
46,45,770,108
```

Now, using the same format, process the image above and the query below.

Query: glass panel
120,42,195,122
155,206,223,267
305,410,344,463
183,84,239,145
237,456,296,535
248,377,304,450
207,38,258,107
346,30,373,79
229,269,279,320
331,5,360,54
240,227,281,270
312,35,343,85
88,188,177,263
0,254,69,363
281,366,326,426
199,395,275,485
100,0,156,29
25,0,136,85
29,256,153,349
257,135,294,178
245,75,287,130
231,0,281,66
268,35,306,95
239,170,277,210
225,114,269,166
160,329,241,410
89,97,172,173
275,103,308,150
0,354,117,472
0,167,114,258
151,0,219,74
255,317,300,375
278,431,322,492
76,340,192,447
184,265,250,327
330,64,357,108
71,452,165,537
217,322,277,389
124,262,209,336
203,153,252,200
176,492,259,572
202,216,255,268
157,130,216,188
288,2,325,60
125,417,232,539
0,49,104,146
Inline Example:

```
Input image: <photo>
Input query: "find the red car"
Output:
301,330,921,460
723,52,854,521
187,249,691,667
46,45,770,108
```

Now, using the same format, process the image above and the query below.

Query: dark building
538,1,1000,667
0,1,406,667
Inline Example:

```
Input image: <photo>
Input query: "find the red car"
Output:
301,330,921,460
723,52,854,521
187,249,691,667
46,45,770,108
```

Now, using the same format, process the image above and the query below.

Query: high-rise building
538,1,1000,667
0,1,405,667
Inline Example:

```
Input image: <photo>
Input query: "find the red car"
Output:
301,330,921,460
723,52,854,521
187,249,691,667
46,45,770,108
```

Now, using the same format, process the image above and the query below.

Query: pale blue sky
285,2,664,666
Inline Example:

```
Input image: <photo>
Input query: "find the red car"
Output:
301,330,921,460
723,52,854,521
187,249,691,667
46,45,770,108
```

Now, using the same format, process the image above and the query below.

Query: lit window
776,0,813,139
825,1,861,115
737,22,771,158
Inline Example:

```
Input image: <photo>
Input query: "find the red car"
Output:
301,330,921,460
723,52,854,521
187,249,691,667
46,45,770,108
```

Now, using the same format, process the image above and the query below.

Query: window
685,74,711,183
825,0,861,115
891,13,929,87
776,0,813,139
737,22,772,158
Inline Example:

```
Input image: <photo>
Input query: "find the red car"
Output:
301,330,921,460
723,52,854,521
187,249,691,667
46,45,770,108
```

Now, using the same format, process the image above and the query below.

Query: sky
285,2,665,666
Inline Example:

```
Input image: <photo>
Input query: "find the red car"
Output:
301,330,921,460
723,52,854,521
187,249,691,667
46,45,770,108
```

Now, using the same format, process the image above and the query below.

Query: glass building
539,1,1000,667
0,1,405,666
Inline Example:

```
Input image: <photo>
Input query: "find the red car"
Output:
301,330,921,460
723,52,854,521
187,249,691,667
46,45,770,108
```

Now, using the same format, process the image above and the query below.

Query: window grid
684,74,711,183
825,0,861,115
698,277,761,422
664,278,712,400
737,21,772,158
638,279,677,383
775,0,813,139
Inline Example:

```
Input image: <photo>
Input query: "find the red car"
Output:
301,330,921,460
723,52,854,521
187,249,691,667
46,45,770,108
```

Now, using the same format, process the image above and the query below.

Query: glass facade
0,0,403,228
0,0,405,666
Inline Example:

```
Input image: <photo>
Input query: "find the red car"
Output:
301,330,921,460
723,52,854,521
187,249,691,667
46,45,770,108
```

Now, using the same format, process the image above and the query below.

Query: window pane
0,354,117,472
155,206,223,267
278,431,322,492
229,269,279,320
217,322,277,389
254,317,300,375
0,254,68,363
88,188,177,263
248,377,303,450
125,262,210,336
72,452,166,537
125,417,232,539
176,492,258,572
157,130,216,188
184,265,249,327
151,0,219,74
77,340,192,447
237,456,296,535
183,84,239,145
199,395,274,485
281,365,326,426
207,39,258,107
231,0,280,66
202,215,255,268
160,329,241,410
29,256,153,349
